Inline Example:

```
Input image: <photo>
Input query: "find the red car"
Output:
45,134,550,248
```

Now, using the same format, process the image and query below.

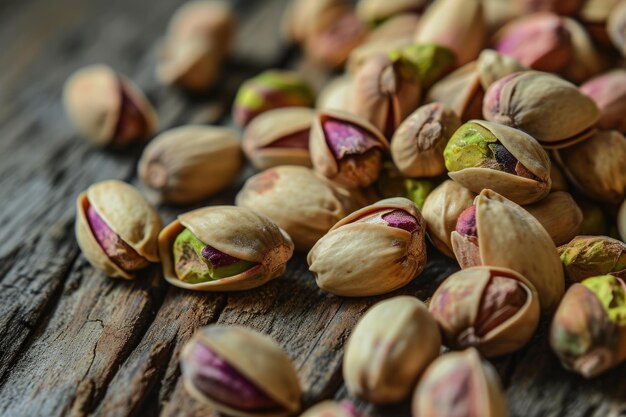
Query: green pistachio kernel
582,275,626,325
444,122,498,172
405,179,434,210
389,43,456,89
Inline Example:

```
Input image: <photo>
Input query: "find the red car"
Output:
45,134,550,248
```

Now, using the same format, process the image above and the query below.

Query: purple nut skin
456,205,478,238
382,210,418,233
323,119,381,160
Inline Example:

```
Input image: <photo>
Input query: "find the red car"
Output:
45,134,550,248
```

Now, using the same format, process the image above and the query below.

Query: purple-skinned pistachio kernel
456,205,478,238
262,128,310,150
322,119,381,160
112,81,148,148
201,245,242,268
382,209,418,233
493,143,518,174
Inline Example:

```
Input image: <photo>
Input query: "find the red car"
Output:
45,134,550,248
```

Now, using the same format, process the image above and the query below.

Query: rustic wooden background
1,0,626,416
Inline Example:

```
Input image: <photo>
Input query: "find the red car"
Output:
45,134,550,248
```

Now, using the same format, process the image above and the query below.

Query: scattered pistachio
558,236,626,283
580,70,626,132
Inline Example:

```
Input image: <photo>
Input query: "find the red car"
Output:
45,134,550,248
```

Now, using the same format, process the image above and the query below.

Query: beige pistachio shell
281,0,348,44
554,130,626,204
316,75,355,113
451,189,564,310
356,0,427,22
447,120,552,205
620,200,626,242
75,180,162,279
159,206,294,291
344,296,441,404
525,192,583,246
166,0,235,49
138,125,242,204
156,38,221,91
346,37,413,76
236,166,370,251
308,197,426,296
429,266,540,357
608,0,626,56
412,348,507,417
422,180,476,258
182,325,301,417
391,103,461,178
425,62,483,122
242,107,314,170
476,49,527,90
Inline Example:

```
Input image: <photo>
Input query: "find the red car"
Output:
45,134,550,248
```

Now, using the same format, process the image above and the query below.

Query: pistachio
430,266,540,357
138,125,242,204
620,200,626,242
413,0,486,66
388,43,456,90
181,325,300,417
308,197,427,296
451,189,564,310
483,71,600,149
524,192,583,246
608,0,626,56
560,17,606,84
159,206,294,291
63,64,158,148
356,0,428,24
317,75,354,113
164,0,234,51
281,0,347,44
242,107,314,170
376,162,435,210
580,70,626,132
422,180,476,258
365,14,420,44
233,70,315,127
391,103,461,178
411,348,507,417
346,37,413,76
301,401,367,417
476,49,527,90
579,0,620,48
558,236,626,283
444,120,551,205
550,275,626,377
554,130,626,203
425,62,484,122
310,110,389,188
75,180,162,279
236,166,371,251
344,296,441,404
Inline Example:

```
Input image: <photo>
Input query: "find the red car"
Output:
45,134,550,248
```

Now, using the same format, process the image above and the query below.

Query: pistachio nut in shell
236,166,371,251
411,348,507,417
356,0,428,23
429,266,540,357
388,43,457,90
242,107,314,170
608,0,626,56
483,71,600,149
444,120,552,205
550,275,626,378
558,236,626,283
343,296,441,404
376,162,435,210
580,69,626,132
524,191,583,246
560,17,606,84
554,130,626,203
310,110,389,188
364,13,420,45
620,200,626,242
138,125,242,204
451,189,565,310
63,64,158,148
346,37,413,76
159,206,294,291
391,103,461,178
308,197,426,296
180,325,300,417
300,401,367,417
476,49,527,91
281,0,348,44
422,180,476,258
75,180,162,279
425,62,484,122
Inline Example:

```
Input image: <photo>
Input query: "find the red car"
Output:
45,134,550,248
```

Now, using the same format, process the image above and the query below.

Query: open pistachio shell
236,166,371,251
620,200,626,242
344,296,441,404
525,191,583,246
138,125,242,204
308,197,426,296
412,348,507,417
445,120,552,205
242,107,313,170
558,236,626,283
429,266,540,357
476,49,527,90
159,206,294,291
181,325,301,417
451,189,564,310
300,401,366,417
425,62,483,122
75,180,162,279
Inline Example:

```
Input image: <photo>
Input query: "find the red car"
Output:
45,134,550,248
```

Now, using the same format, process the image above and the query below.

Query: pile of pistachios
64,0,626,415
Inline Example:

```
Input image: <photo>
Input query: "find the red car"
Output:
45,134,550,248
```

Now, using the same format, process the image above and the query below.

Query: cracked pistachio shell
524,191,583,246
412,348,507,417
75,180,162,279
317,75,354,113
63,64,158,148
444,120,552,205
429,266,540,357
620,200,626,241
391,103,461,177
554,130,626,203
422,180,476,258
236,166,371,251
483,71,600,149
300,401,367,417
608,0,626,56
451,189,564,310
356,0,428,23
581,70,626,132
159,206,294,291
425,61,484,122
242,107,314,170
476,49,527,90
181,325,301,417
558,236,626,283
550,275,626,378
310,110,389,188
560,17,606,84
138,126,242,204
308,197,427,296
344,296,441,404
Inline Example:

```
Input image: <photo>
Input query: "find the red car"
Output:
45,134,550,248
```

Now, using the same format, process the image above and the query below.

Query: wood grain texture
1,0,626,416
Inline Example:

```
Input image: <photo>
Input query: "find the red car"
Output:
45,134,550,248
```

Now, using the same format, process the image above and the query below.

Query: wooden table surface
1,0,626,416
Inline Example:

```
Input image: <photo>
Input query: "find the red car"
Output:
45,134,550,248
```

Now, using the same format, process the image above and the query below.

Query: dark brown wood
1,1,626,417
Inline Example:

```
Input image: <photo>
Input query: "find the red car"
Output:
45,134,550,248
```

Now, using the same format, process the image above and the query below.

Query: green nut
389,43,455,89
444,122,498,172
582,275,626,325
559,236,626,284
